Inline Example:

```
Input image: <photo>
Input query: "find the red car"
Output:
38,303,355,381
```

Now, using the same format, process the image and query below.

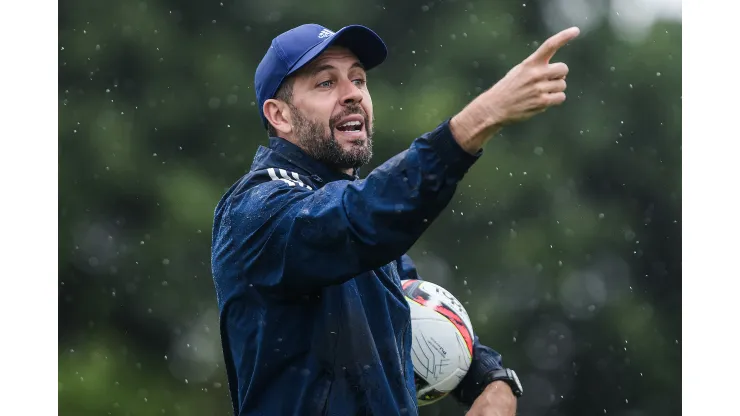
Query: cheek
362,95,373,120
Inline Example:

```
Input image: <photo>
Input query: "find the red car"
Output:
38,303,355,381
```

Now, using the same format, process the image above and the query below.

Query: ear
263,99,292,135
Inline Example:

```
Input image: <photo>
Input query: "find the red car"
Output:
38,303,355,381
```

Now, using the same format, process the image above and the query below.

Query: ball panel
404,281,475,356
409,318,461,384
417,281,475,352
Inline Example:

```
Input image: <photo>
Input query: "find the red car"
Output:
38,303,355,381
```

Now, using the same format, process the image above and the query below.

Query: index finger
528,27,580,64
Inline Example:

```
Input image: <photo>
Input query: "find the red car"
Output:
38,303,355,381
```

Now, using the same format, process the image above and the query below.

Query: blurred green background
58,0,681,415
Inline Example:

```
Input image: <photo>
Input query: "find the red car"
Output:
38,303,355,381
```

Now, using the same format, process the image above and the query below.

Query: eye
317,80,333,88
353,78,366,86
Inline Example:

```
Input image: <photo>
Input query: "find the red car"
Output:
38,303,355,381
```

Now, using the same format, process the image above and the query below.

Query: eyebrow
308,61,366,78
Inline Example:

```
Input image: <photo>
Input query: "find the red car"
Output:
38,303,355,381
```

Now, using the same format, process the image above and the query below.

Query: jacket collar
251,136,360,185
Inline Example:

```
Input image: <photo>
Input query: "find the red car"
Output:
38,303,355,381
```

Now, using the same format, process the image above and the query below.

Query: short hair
266,77,295,137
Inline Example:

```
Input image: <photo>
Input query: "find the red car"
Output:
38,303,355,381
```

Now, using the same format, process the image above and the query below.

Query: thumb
527,27,580,64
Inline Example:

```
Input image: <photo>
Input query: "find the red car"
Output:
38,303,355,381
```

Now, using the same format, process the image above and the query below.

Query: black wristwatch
486,368,523,397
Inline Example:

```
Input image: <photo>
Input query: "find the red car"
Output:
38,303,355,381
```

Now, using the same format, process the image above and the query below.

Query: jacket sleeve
396,253,506,407
224,120,480,293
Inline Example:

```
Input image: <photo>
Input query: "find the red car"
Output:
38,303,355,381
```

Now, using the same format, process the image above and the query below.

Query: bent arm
396,254,506,407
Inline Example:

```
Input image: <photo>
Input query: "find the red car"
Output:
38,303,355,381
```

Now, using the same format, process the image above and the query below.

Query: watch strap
486,368,523,397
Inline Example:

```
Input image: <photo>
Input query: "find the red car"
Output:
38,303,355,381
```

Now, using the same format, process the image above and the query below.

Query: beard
288,103,374,171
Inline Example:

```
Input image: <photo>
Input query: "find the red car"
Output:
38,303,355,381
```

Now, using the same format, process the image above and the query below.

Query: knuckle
526,66,543,79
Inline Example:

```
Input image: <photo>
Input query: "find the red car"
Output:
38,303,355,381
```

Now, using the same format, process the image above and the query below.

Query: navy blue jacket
211,120,506,416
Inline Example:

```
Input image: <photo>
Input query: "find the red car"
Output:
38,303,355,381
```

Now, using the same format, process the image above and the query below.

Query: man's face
285,46,375,171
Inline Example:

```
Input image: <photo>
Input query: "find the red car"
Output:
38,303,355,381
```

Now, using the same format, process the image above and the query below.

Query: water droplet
610,66,615,71
162,258,170,265
534,146,544,155
598,213,605,219
656,72,661,77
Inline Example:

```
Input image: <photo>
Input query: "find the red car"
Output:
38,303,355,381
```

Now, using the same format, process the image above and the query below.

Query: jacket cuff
451,336,505,406
427,118,482,180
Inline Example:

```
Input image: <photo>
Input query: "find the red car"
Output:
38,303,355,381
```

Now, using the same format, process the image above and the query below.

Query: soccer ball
401,279,475,406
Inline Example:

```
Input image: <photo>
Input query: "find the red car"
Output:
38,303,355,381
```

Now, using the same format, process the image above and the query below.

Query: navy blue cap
255,23,388,129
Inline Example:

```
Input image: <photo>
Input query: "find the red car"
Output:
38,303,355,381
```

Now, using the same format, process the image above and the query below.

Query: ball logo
428,338,448,357
435,287,471,323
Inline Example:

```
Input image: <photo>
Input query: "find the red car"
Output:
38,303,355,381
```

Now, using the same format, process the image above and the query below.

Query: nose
339,79,363,106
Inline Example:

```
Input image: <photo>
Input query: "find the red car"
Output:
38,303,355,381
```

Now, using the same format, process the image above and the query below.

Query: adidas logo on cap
318,28,335,39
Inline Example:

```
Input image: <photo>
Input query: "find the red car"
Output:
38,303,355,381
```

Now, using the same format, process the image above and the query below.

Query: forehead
298,46,364,75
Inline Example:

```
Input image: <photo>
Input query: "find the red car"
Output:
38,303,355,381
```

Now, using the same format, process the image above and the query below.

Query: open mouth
334,114,366,136
336,120,364,133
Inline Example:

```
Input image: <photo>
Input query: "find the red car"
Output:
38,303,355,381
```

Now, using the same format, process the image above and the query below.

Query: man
211,23,579,416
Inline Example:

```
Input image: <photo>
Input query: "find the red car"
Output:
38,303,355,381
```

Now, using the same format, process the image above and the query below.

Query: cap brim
287,25,388,77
